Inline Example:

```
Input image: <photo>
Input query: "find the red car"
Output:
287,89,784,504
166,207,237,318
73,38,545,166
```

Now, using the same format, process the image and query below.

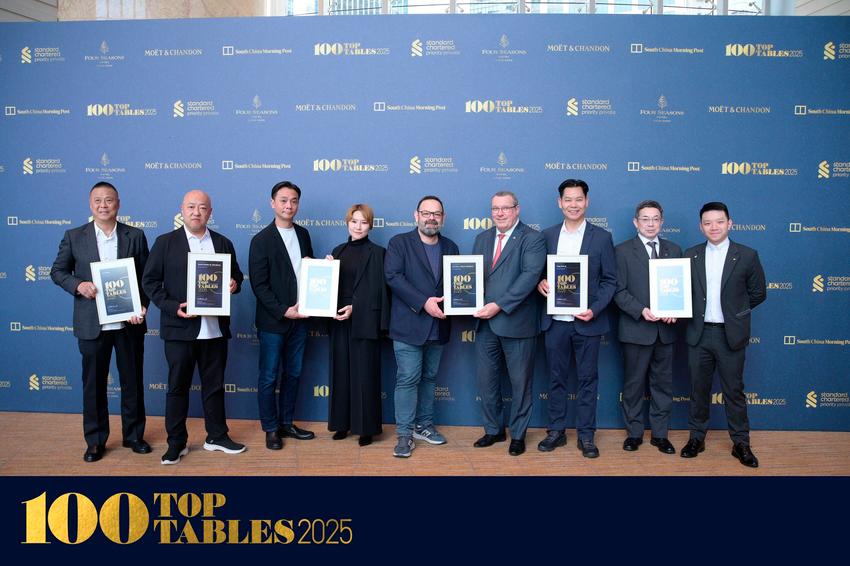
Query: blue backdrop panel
1,15,848,432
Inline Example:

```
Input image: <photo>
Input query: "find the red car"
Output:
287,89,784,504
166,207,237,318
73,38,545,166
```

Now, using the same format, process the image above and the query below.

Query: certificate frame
649,257,693,318
442,255,484,315
547,255,588,316
90,258,143,325
186,252,231,316
298,258,340,317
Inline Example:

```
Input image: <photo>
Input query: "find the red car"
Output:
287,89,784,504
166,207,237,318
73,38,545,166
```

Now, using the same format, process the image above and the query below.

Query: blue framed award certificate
442,255,483,315
186,252,231,316
649,258,693,318
546,255,588,315
90,258,143,325
298,258,340,317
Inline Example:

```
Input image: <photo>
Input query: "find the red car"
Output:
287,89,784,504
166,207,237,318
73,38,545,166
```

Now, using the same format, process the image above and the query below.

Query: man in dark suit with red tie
614,200,682,455
681,202,766,467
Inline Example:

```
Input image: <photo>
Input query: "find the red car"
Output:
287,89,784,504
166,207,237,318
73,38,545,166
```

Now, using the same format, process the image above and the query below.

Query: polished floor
1,412,848,476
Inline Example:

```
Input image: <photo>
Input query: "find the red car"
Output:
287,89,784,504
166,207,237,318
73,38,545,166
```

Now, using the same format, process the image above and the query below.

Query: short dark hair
416,195,444,211
699,201,729,220
271,181,301,199
90,181,118,195
558,179,589,197
493,190,518,206
635,200,663,218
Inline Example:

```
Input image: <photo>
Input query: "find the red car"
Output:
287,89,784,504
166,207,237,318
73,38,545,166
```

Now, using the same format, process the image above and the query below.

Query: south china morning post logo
84,152,126,180
464,99,543,114
372,101,446,113
627,161,701,174
724,42,803,58
720,161,798,176
235,95,279,123
21,156,66,175
409,155,458,175
630,42,703,56
640,95,685,124
811,274,850,293
4,104,70,117
806,390,850,408
173,99,219,118
312,158,389,173
19,491,354,545
7,216,71,227
711,391,786,406
817,160,850,179
410,38,460,57
793,104,850,116
565,97,616,118
221,159,291,172
313,41,390,56
83,40,125,68
86,102,158,117
480,151,525,180
20,45,65,64
783,335,850,346
221,44,293,57
481,34,527,63
24,264,52,282
787,220,850,234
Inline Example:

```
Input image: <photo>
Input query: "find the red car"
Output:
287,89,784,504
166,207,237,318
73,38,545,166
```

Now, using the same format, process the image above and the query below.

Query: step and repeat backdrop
1,15,848,432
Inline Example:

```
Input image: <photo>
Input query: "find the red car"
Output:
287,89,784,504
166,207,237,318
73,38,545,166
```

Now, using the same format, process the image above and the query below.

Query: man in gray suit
614,200,682,455
51,181,151,462
471,191,546,456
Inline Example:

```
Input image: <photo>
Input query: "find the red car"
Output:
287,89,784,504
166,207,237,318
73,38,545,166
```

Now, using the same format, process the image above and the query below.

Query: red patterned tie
492,233,505,269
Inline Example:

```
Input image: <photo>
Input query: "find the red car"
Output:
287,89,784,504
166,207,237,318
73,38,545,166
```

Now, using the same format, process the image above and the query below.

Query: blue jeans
393,340,444,437
257,324,307,432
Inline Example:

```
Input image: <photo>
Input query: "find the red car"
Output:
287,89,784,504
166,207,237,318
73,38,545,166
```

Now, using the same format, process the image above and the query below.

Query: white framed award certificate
442,255,484,315
547,255,588,316
90,258,143,325
186,252,231,316
298,258,340,317
649,258,693,318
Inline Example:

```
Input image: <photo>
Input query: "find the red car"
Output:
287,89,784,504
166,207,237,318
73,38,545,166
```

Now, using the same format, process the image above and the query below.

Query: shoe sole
161,447,189,465
412,431,446,445
203,442,246,454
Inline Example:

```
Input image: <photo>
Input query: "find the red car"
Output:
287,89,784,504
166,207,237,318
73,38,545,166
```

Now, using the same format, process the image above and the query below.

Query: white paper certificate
546,255,588,316
298,258,340,317
649,257,693,318
186,252,232,316
90,258,143,325
442,255,484,315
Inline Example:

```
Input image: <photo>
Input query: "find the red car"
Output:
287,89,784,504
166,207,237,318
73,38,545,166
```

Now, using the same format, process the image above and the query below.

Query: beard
418,222,441,237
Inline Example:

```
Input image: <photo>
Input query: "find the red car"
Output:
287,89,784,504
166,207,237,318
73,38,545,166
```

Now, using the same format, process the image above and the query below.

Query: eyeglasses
637,216,662,224
417,210,444,219
491,205,517,214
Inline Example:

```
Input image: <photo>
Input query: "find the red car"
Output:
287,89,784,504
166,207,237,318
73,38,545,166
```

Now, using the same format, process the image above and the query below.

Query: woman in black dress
327,204,389,446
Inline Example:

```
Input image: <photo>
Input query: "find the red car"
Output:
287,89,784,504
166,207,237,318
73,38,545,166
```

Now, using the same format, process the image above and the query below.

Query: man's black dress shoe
266,431,283,450
278,424,315,440
577,439,600,458
650,437,675,454
122,439,152,454
508,439,526,456
537,431,566,452
473,432,506,447
84,445,104,463
732,443,759,468
680,438,705,458
622,437,643,451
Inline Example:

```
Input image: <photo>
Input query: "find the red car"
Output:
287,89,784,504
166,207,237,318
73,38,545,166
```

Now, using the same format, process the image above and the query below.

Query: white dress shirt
638,233,661,259
553,220,586,322
184,226,222,340
704,238,729,323
95,223,123,331
492,220,519,262
277,225,302,288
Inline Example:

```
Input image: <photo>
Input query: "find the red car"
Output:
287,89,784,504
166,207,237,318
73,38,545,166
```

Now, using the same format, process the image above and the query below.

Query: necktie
647,241,659,259
492,233,505,269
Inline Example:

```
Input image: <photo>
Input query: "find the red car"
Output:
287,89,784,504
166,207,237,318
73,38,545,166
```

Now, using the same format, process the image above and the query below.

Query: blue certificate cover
655,264,685,311
449,262,477,308
194,260,224,308
305,265,333,310
100,265,134,316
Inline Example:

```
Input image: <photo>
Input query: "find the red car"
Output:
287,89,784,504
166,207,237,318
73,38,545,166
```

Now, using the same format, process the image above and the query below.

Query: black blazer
249,222,314,333
614,235,683,346
142,228,244,341
51,221,150,340
331,238,390,341
384,229,459,346
685,240,766,351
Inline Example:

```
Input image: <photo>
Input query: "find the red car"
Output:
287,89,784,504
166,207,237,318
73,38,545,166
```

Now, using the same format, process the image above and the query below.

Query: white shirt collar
706,238,730,253
561,219,586,236
184,225,210,242
94,222,117,239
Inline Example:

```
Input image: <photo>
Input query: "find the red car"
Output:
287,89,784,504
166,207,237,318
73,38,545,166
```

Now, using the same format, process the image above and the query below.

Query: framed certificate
186,252,231,316
547,255,588,315
90,258,143,325
442,255,484,315
298,258,340,317
649,258,693,318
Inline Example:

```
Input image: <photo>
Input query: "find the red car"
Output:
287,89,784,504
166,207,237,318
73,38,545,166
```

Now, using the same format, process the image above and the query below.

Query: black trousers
164,338,229,448
328,318,383,436
78,328,146,449
620,339,673,439
687,325,750,445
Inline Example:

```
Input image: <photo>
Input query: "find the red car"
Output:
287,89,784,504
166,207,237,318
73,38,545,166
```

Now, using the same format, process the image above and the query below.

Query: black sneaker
203,435,246,454
161,445,189,465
